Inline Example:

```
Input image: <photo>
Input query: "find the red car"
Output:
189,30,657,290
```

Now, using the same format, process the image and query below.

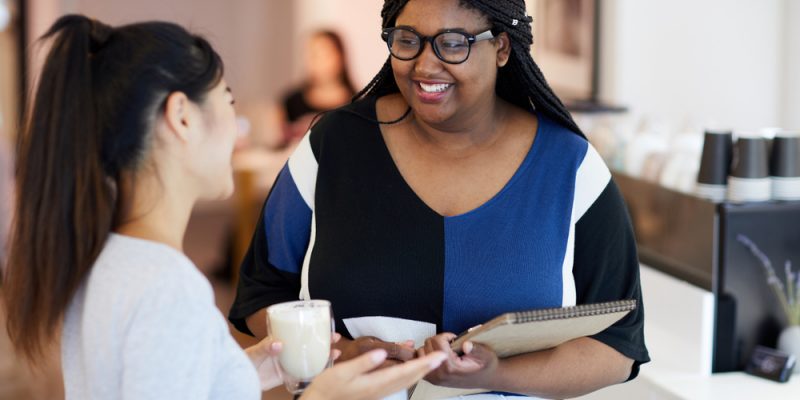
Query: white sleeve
121,279,217,400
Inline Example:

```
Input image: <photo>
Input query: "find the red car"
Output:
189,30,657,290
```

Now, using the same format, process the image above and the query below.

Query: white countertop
652,371,800,399
577,265,800,400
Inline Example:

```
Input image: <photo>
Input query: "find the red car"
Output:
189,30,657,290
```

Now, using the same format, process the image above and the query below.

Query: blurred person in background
278,30,356,147
2,14,446,400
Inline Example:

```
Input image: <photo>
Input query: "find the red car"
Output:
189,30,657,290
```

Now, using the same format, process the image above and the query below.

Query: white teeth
419,82,451,93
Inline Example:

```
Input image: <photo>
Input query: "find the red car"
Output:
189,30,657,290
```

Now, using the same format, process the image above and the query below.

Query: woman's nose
414,40,444,75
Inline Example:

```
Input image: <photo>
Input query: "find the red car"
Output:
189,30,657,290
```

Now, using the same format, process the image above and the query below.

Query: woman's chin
199,178,235,202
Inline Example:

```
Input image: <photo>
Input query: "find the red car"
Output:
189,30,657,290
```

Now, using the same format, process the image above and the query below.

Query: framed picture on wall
528,0,598,103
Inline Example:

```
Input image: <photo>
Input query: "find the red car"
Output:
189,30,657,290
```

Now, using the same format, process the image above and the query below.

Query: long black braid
353,0,585,137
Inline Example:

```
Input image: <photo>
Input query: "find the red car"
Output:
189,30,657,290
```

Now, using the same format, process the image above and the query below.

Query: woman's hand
301,349,447,400
244,336,284,390
334,336,416,369
246,334,343,391
416,333,499,389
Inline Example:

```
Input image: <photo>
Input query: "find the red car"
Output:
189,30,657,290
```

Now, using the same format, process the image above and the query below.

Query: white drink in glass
267,300,332,394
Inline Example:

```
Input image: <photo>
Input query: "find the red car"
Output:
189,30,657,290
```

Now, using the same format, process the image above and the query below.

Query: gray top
62,234,259,399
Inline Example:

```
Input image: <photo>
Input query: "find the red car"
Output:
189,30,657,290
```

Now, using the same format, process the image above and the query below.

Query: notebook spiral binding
512,300,637,324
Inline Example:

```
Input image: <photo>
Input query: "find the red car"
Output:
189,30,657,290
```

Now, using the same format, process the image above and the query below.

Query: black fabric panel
573,179,651,380
309,98,446,338
228,201,302,336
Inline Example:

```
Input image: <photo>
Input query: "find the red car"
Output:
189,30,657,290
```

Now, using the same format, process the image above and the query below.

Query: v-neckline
370,96,544,220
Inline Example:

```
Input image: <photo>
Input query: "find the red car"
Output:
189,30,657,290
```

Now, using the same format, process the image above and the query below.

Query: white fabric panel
572,144,611,222
561,223,577,307
562,143,611,306
299,213,316,300
287,131,318,211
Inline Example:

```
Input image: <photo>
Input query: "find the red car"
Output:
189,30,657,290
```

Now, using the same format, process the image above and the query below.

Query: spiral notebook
410,300,637,399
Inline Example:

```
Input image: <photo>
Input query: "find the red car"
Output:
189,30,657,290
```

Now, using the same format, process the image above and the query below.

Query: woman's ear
495,32,512,67
163,91,192,142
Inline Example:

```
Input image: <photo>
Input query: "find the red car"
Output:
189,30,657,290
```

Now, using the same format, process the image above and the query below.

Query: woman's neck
410,98,509,157
114,171,195,252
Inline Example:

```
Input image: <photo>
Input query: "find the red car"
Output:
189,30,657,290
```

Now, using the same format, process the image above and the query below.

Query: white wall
784,0,800,129
599,0,785,131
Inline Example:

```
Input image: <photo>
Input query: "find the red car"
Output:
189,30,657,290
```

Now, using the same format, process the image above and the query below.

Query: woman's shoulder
536,114,588,152
530,113,610,187
304,96,384,153
91,234,212,304
310,94,407,131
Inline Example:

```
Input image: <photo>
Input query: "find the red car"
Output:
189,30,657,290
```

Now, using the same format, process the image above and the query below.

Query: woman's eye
442,42,466,49
398,38,418,46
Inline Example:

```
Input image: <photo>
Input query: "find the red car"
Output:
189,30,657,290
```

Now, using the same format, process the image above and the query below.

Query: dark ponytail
354,0,584,137
3,14,223,363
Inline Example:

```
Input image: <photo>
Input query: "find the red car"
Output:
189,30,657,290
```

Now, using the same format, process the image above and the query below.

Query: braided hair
354,0,584,137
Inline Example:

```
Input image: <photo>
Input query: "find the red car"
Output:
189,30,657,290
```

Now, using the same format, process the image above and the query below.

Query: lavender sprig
736,235,799,326
796,265,800,316
790,260,800,324
788,261,796,307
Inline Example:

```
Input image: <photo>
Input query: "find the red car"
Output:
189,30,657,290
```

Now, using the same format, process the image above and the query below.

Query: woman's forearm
485,337,633,398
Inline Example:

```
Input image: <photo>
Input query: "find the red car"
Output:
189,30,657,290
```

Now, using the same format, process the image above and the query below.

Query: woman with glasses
230,0,649,398
2,14,448,400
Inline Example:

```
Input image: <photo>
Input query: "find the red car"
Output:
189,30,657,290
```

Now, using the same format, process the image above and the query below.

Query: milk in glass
268,301,332,382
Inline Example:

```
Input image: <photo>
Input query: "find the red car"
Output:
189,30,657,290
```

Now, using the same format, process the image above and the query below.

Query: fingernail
371,349,388,363
463,341,473,354
430,353,447,369
271,342,283,351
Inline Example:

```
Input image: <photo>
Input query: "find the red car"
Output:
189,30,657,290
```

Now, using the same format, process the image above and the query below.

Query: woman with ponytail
231,0,649,398
2,14,447,400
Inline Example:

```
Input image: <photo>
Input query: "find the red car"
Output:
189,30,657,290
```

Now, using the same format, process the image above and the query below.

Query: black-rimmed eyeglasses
381,26,495,65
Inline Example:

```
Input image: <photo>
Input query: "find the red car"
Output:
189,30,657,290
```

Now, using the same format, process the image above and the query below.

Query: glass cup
267,300,333,394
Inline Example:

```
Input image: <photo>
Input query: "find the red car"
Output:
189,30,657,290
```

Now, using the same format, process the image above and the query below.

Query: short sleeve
573,178,651,380
121,279,217,399
228,133,318,335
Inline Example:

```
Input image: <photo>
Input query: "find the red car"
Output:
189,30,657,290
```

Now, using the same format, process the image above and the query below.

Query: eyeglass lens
388,29,471,63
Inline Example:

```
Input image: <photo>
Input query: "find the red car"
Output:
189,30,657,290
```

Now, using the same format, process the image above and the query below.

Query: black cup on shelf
770,131,800,200
698,129,733,184
731,136,769,179
728,134,771,202
695,129,733,202
770,132,800,177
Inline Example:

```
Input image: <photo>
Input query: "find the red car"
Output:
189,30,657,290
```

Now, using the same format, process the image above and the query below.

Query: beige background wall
24,0,390,107
0,0,19,142
28,0,294,105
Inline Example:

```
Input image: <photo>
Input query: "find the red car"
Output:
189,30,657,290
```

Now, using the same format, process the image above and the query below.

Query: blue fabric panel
442,117,588,334
263,165,313,274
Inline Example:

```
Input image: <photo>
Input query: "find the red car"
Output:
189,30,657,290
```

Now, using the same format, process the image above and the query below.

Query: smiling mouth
418,82,452,93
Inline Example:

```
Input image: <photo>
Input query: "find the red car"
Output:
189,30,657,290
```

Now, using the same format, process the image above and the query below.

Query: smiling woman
230,0,649,399
1,13,446,400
